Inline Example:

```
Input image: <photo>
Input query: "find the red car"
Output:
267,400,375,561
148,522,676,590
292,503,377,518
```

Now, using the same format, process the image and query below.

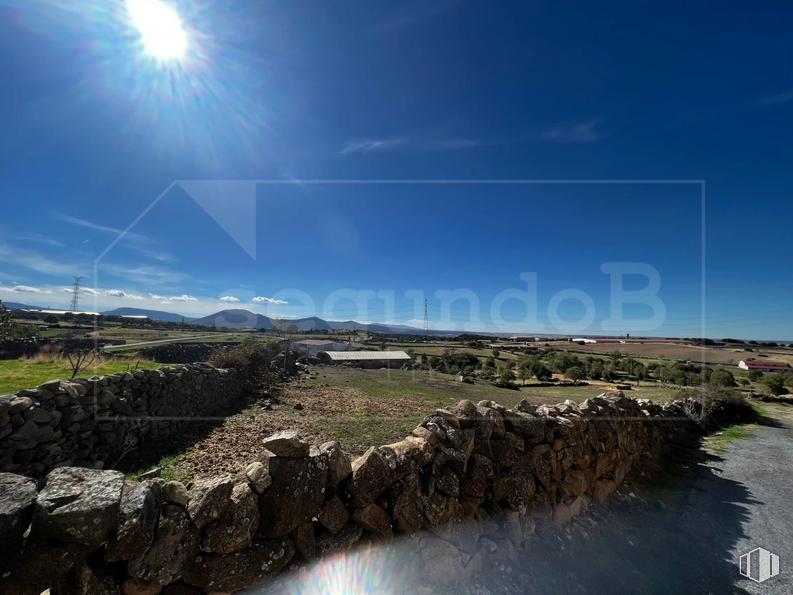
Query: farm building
738,360,791,373
290,339,350,357
319,350,412,369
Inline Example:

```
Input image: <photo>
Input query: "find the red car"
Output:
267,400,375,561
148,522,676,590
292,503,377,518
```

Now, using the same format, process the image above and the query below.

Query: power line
424,298,429,336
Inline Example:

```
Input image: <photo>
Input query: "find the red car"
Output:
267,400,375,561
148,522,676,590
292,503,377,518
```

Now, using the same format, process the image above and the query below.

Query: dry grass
551,341,784,367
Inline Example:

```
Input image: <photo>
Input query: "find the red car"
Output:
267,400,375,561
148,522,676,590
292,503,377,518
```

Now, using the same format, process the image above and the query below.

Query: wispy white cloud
57,214,176,263
543,118,605,143
101,264,188,286
105,289,145,300
759,89,793,105
150,294,197,302
0,228,64,247
341,138,405,154
220,295,240,302
0,241,88,277
1,285,50,294
253,296,289,305
62,287,100,295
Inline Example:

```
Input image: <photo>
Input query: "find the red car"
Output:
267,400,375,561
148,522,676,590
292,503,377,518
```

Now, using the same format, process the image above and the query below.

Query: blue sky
0,0,791,339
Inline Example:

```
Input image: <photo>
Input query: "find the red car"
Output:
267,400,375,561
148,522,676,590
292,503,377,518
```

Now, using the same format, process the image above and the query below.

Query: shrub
679,385,756,431
209,340,283,395
761,374,786,396
710,368,736,387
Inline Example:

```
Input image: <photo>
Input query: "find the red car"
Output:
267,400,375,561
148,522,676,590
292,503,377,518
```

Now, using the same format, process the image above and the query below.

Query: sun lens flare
126,0,187,60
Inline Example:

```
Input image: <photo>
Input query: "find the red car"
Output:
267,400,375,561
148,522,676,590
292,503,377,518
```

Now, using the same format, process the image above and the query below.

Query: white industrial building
320,350,412,368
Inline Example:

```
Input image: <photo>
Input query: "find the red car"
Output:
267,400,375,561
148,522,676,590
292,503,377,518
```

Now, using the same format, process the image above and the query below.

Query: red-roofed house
738,360,791,373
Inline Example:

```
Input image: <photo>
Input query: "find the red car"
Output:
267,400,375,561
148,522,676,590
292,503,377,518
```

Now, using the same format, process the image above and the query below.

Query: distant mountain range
2,301,46,311
187,309,421,334
1,302,429,333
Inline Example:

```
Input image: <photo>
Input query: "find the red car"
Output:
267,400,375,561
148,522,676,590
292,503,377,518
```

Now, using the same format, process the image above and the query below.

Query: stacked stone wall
0,363,245,477
0,391,709,594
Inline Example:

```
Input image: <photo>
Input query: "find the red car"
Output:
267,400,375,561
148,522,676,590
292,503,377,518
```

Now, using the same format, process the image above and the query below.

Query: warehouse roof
742,360,790,370
323,350,412,361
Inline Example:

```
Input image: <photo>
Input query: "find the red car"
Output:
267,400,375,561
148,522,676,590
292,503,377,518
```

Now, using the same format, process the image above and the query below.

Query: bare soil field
153,367,683,481
552,341,793,367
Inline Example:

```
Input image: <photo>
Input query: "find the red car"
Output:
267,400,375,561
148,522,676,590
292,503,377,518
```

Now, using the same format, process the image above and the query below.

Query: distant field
149,364,691,480
550,341,787,367
0,358,161,394
517,381,683,403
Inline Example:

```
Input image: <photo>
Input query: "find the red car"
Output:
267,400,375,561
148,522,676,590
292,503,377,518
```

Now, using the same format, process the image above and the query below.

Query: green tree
44,314,60,324
0,301,38,341
530,361,552,381
492,349,500,358
589,360,604,380
564,366,584,385
747,369,763,382
518,365,531,386
738,378,750,387
710,369,736,387
762,374,786,396
498,369,516,387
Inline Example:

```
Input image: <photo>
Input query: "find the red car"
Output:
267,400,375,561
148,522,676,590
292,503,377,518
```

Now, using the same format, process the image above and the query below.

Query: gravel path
473,405,793,594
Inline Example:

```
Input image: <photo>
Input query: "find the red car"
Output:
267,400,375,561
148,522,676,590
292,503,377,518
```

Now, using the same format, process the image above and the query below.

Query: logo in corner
739,547,780,583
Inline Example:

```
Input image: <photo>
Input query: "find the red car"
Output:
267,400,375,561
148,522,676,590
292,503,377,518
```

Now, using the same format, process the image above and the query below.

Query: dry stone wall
0,390,712,595
0,363,245,477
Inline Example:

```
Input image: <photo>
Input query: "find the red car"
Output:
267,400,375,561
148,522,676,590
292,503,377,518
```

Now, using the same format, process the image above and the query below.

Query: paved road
102,333,235,350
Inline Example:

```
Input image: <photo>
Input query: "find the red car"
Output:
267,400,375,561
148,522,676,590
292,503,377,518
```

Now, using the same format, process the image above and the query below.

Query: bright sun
126,0,187,60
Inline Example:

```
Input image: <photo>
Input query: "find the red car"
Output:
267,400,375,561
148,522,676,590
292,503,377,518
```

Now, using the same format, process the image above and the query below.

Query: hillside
189,309,275,329
101,307,196,323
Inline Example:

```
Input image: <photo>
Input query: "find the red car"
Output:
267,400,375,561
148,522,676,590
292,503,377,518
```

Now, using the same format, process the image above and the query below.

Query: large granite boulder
320,441,352,487
257,450,328,538
261,430,310,458
0,473,37,560
182,537,295,592
346,447,392,507
106,480,163,562
201,482,259,554
32,467,125,547
186,475,233,529
390,472,424,534
317,494,350,534
128,504,200,585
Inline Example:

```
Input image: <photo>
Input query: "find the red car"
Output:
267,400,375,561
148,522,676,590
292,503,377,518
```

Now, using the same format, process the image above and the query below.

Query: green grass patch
702,425,757,454
128,454,194,484
0,358,161,394
305,368,510,405
317,414,426,453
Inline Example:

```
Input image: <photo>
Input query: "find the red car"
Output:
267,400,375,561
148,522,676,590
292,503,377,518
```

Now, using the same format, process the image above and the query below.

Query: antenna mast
69,276,83,312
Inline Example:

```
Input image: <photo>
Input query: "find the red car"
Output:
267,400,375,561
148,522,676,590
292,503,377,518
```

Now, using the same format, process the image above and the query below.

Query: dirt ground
553,341,793,367
165,368,580,480
158,367,683,482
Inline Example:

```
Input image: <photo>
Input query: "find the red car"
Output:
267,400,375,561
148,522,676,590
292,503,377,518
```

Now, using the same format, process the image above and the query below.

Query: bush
710,368,736,387
761,374,786,396
209,340,284,395
679,385,756,431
